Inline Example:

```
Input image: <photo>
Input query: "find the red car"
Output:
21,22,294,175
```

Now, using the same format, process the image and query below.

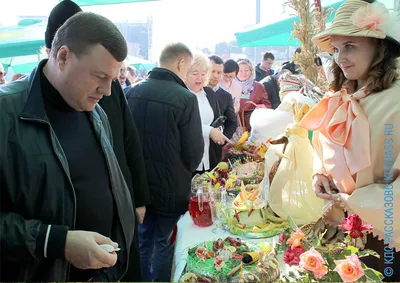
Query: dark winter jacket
214,87,237,139
125,68,204,217
0,60,135,282
239,81,272,131
99,81,148,281
260,74,281,109
255,63,274,82
99,81,150,208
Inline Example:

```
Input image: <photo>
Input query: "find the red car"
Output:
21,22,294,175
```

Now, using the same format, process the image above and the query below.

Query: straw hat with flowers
313,0,400,57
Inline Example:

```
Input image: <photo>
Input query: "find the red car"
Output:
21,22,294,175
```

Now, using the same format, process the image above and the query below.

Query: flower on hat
351,2,389,33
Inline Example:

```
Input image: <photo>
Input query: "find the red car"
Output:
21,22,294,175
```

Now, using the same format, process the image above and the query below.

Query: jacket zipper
20,117,76,280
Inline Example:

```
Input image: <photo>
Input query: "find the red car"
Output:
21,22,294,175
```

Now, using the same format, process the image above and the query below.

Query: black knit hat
45,0,82,48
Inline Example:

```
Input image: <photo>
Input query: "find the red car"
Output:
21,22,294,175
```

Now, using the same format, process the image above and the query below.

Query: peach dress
299,80,400,251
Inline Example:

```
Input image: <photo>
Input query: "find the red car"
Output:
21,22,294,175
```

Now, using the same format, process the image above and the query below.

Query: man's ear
56,46,70,71
177,58,185,73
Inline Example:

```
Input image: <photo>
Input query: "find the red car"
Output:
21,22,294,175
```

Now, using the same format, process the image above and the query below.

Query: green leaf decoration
324,252,336,270
327,271,343,282
357,249,380,259
358,275,368,282
364,268,384,281
287,216,298,232
316,229,327,248
288,271,297,279
346,245,359,254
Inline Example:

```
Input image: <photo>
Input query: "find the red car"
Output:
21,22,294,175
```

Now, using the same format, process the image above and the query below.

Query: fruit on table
217,162,229,170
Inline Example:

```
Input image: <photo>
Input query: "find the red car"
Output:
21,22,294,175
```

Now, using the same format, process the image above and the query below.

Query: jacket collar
21,59,50,120
148,67,188,89
20,59,103,122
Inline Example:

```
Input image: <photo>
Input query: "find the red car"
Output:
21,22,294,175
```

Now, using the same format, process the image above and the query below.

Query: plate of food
226,183,288,239
179,237,280,283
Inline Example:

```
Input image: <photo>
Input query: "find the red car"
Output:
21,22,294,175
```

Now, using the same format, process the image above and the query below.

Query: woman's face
237,63,252,81
331,35,377,84
186,66,208,92
223,71,236,84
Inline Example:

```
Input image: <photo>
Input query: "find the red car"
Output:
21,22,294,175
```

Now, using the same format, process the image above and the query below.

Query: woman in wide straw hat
299,0,400,279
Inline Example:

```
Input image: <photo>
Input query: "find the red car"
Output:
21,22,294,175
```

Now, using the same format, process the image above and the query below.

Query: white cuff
202,125,213,139
44,225,51,258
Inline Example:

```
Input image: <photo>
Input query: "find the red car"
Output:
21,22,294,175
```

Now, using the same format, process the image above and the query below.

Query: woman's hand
210,128,231,145
312,174,337,200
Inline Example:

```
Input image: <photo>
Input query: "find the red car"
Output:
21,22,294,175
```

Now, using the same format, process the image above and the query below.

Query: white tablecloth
172,212,278,282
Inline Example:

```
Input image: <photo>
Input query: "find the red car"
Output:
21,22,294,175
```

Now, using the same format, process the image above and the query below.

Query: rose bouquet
278,214,384,282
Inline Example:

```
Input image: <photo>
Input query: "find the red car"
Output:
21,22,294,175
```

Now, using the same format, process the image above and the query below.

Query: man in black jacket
255,51,275,81
42,1,149,280
207,55,237,161
126,42,204,282
0,12,134,281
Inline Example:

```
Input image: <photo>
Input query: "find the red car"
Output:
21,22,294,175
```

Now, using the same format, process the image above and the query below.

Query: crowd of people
0,0,399,282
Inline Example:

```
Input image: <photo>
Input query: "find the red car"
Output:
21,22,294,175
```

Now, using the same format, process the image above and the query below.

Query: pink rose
299,248,328,279
334,254,365,282
284,246,305,266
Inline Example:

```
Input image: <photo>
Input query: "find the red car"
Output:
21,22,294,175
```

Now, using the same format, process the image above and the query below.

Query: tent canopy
126,55,155,70
61,0,158,5
0,21,45,58
235,0,345,47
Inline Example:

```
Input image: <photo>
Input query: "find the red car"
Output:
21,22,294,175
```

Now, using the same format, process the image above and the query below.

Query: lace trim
311,170,329,180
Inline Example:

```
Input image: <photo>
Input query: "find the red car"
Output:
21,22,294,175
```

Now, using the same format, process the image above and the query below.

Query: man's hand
135,206,146,224
65,231,118,270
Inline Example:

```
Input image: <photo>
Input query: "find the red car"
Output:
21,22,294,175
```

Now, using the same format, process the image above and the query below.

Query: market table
172,212,280,282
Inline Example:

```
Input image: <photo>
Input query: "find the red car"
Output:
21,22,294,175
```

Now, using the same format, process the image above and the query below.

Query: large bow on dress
299,88,371,194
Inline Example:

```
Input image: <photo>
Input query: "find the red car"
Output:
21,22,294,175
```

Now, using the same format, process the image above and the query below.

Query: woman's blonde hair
189,53,212,85
237,58,255,78
330,39,399,94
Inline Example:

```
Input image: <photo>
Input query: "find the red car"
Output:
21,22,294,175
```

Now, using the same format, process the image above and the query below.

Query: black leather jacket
0,60,135,281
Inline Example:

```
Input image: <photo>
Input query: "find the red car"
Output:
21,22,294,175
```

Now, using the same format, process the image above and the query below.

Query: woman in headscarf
235,58,271,131
299,0,400,280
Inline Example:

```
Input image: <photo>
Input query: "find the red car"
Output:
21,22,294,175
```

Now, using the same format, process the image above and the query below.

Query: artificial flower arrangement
277,214,384,282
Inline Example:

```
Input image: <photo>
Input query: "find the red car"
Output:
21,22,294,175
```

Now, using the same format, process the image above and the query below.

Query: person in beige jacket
299,0,400,280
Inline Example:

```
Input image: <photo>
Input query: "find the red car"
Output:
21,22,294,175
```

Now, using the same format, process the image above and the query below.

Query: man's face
262,58,274,70
57,44,121,111
127,67,136,83
119,61,127,86
0,64,6,85
208,61,223,88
